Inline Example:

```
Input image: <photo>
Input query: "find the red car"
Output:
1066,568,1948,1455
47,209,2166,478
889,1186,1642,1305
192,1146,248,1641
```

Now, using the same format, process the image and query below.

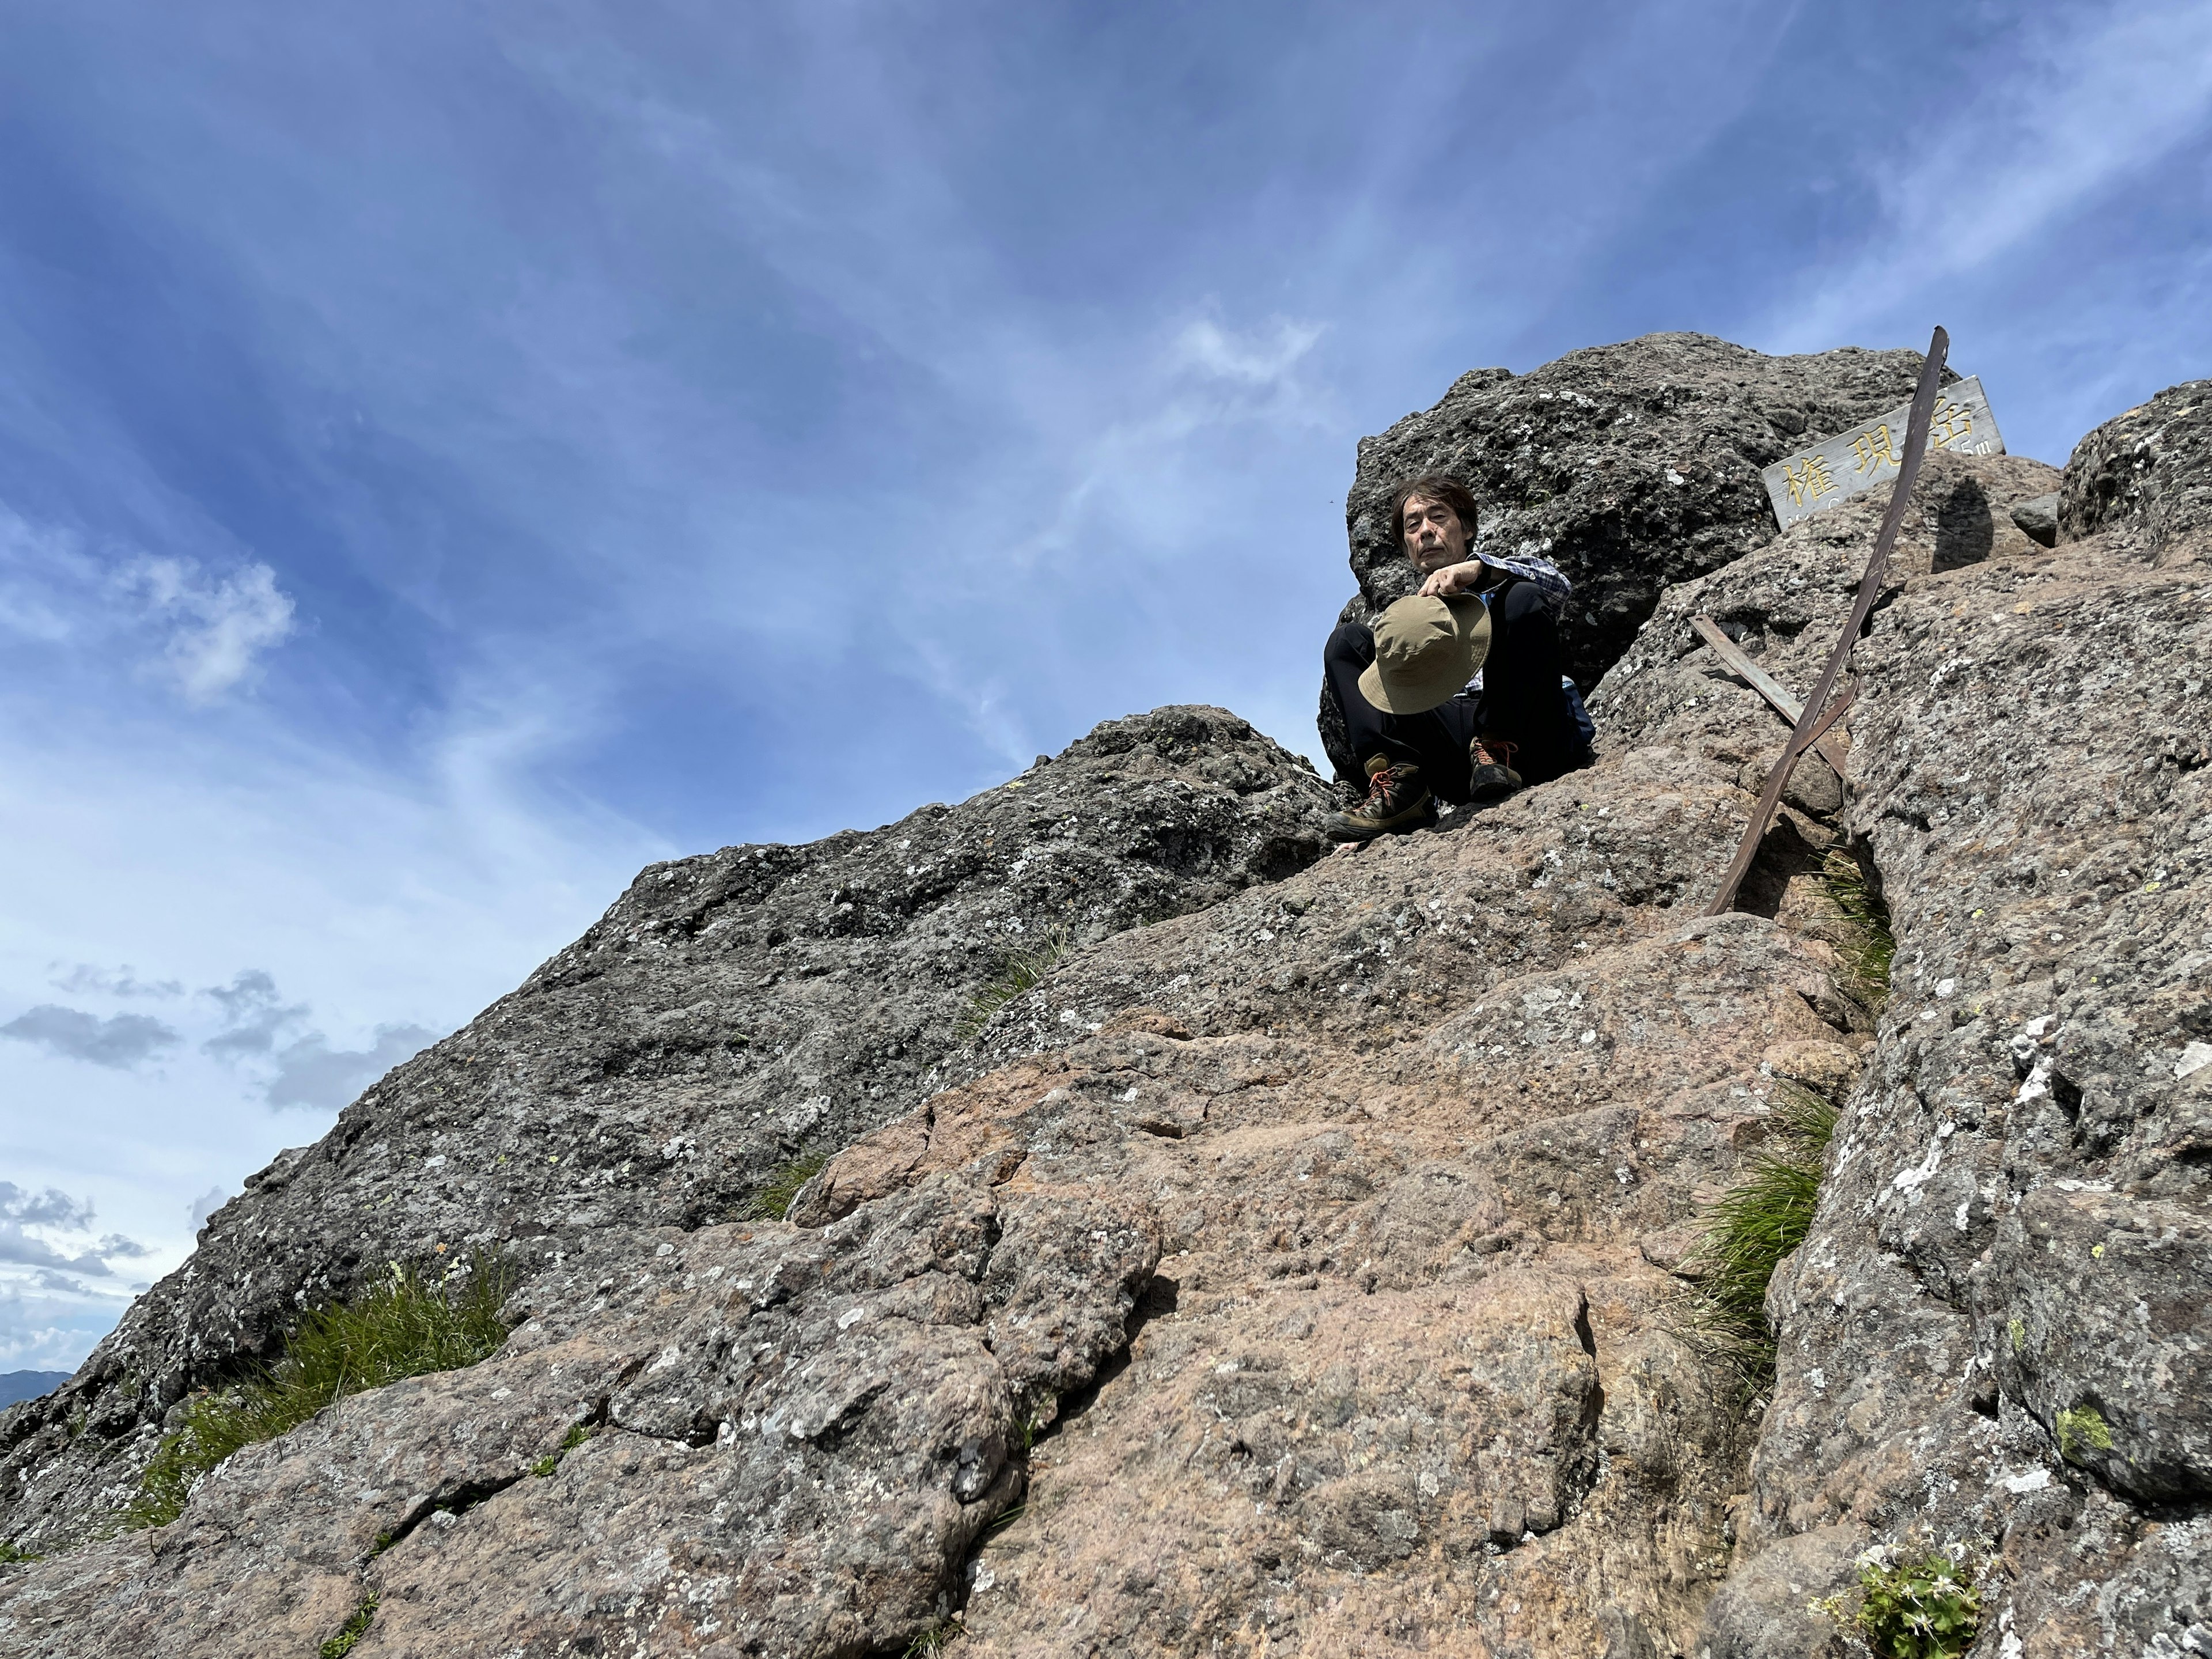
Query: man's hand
1418,559,1487,599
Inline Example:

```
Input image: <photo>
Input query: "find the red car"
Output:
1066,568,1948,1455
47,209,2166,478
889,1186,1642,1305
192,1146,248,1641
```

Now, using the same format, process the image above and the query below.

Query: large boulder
1318,332,1938,782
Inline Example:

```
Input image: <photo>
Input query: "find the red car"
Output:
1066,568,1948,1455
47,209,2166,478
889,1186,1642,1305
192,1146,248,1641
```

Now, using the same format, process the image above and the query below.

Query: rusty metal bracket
1704,325,1948,915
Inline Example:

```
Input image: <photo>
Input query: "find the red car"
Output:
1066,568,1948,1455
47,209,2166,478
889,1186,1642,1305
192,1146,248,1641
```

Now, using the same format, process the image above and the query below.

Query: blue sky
1,0,2207,1371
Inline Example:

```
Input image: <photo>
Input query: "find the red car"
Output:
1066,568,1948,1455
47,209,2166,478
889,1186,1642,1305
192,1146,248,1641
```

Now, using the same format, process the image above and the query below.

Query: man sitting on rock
1323,473,1592,842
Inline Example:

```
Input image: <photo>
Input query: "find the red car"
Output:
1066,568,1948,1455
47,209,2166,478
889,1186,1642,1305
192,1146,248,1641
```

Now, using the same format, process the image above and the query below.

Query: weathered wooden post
1703,325,1949,916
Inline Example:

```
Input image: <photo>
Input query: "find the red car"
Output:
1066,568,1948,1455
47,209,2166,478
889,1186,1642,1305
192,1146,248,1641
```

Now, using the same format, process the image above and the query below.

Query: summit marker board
1762,374,2004,528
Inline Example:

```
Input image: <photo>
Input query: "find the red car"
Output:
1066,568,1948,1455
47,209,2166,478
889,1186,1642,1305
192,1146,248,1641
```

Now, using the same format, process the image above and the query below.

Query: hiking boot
1467,736,1522,801
1325,756,1433,842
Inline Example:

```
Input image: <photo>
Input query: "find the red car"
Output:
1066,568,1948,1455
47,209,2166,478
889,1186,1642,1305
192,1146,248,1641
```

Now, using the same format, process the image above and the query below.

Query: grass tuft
124,1255,514,1532
319,1593,379,1658
953,927,1074,1047
904,1615,966,1656
1690,1084,1838,1371
1820,849,1895,1005
745,1152,829,1222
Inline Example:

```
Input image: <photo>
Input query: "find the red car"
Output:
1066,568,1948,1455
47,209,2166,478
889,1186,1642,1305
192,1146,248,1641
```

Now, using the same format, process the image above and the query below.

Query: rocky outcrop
0,707,1334,1551
1601,387,2212,1654
1726,383,2212,1658
0,1182,1157,1658
1320,333,1940,781
3,358,2207,1659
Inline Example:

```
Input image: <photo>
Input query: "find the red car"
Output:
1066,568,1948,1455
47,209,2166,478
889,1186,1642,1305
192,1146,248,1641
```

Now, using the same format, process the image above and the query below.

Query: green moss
125,1255,514,1531
745,1152,830,1222
953,926,1074,1047
0,1539,38,1565
319,1593,378,1658
2055,1404,2115,1460
2009,1317,2027,1357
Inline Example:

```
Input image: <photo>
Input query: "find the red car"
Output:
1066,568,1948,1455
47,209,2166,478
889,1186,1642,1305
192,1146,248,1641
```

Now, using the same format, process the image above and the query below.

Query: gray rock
1695,1522,1859,1658
2009,489,2059,546
0,1176,1157,1658
1318,332,1938,782
0,706,1333,1550
2059,378,2212,556
1702,403,2212,1651
1983,1186,2212,1505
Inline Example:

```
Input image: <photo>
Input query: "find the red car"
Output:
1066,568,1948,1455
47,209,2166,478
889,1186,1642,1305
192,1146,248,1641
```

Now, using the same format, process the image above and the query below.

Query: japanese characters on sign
1761,374,2004,527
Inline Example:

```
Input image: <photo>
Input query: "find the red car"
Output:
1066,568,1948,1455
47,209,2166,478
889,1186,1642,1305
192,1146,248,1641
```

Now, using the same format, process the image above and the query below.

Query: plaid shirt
1474,550,1571,616
1460,550,1572,695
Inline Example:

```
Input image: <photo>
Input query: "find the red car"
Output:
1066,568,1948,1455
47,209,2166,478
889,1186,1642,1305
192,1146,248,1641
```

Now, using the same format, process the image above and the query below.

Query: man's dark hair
1387,473,1481,553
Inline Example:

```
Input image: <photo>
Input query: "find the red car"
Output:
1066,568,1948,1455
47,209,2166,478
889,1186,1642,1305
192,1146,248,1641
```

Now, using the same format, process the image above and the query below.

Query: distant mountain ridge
0,1374,65,1410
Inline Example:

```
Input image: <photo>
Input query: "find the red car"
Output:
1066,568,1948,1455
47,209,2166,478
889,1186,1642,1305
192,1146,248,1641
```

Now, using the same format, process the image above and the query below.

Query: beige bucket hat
1357,594,1493,715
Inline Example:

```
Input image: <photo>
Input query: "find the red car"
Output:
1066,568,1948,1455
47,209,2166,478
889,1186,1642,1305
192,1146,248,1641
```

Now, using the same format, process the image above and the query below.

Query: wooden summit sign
1762,374,2005,527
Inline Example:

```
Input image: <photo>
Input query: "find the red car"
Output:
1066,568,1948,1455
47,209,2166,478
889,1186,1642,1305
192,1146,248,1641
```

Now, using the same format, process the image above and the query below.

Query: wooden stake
1703,326,1949,916
1689,615,1852,777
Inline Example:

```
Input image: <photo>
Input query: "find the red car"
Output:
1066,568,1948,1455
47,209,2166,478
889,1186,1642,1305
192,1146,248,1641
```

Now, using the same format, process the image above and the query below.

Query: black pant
1323,581,1588,801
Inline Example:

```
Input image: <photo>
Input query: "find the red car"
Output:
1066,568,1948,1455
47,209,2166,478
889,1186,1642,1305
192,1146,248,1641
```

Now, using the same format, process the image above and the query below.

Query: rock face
1318,332,1937,783
0,1183,1157,1659
0,706,1334,1551
3,361,2208,1659
1731,382,2212,1658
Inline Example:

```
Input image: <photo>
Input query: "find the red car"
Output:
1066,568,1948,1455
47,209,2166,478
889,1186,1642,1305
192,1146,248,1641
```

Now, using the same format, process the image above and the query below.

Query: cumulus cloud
118,557,297,703
0,1005,183,1069
200,969,310,1059
266,1024,440,1112
0,1286,133,1373
48,964,184,999
0,1182,151,1296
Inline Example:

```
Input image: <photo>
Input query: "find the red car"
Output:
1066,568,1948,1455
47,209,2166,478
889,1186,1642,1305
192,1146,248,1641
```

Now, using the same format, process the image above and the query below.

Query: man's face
1400,494,1469,574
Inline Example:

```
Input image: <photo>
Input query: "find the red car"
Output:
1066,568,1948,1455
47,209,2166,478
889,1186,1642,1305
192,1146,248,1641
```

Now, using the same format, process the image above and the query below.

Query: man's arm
1416,551,1573,614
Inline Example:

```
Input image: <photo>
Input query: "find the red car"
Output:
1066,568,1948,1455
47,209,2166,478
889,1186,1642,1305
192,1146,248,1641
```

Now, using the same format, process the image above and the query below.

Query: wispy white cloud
1767,1,2212,350
200,968,312,1059
1171,317,1327,390
48,964,184,999
0,504,296,704
0,1181,150,1301
120,556,296,702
